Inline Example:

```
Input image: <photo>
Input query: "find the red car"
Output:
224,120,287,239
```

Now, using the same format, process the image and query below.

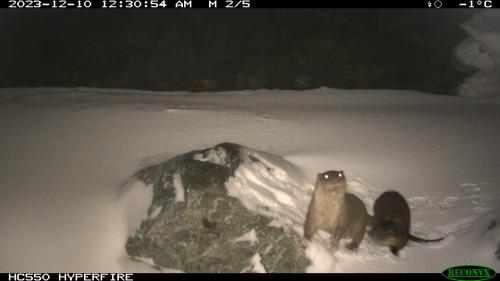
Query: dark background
0,10,476,94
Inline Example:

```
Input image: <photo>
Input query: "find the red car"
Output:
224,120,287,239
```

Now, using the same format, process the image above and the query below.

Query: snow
172,173,185,203
118,181,153,236
117,257,184,273
148,204,163,220
0,87,498,273
193,146,230,167
453,11,500,98
225,147,312,235
231,229,259,246
305,241,337,273
241,253,267,273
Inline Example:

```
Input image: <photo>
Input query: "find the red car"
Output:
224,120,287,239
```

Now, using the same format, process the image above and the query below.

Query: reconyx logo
442,264,496,281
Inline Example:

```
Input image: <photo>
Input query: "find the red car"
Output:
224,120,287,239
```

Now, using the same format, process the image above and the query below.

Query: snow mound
453,11,500,98
225,147,313,235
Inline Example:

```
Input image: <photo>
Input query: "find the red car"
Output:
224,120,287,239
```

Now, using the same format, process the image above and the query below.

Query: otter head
315,170,347,195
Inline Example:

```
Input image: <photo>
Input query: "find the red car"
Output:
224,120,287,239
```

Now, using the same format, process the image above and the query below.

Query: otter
304,170,368,250
368,191,445,256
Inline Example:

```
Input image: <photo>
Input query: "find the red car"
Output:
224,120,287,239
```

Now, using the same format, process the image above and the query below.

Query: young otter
304,170,368,250
368,191,445,256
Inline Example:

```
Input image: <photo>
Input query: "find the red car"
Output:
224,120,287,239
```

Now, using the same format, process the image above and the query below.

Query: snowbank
453,11,500,98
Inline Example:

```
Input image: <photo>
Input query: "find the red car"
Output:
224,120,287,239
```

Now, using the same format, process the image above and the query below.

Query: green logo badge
442,264,496,281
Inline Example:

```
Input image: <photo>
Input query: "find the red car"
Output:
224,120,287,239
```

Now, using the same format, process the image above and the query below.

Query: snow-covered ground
0,87,498,273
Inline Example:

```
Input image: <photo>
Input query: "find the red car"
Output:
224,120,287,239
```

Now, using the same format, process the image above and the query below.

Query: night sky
0,9,476,94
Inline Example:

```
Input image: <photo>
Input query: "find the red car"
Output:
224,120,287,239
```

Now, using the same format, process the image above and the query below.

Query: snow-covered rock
123,143,310,273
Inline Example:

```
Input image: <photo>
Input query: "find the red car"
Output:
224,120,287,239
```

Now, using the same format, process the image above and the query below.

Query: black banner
2,0,500,9
0,273,449,281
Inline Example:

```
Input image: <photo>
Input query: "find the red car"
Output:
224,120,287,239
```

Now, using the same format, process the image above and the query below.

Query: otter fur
304,170,368,250
368,191,445,256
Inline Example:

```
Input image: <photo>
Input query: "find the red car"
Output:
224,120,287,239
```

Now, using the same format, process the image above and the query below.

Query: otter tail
409,234,445,243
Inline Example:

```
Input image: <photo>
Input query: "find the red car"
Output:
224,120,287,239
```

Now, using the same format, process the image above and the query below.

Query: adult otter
368,191,445,256
304,170,368,250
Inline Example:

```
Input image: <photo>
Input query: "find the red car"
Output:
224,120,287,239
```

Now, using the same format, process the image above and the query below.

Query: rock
124,143,310,273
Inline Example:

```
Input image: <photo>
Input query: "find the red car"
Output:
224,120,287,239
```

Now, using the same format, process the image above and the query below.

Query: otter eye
324,174,329,179
338,173,343,177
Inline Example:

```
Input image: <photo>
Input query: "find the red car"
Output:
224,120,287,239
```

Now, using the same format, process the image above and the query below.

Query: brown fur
304,170,368,250
368,191,445,256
